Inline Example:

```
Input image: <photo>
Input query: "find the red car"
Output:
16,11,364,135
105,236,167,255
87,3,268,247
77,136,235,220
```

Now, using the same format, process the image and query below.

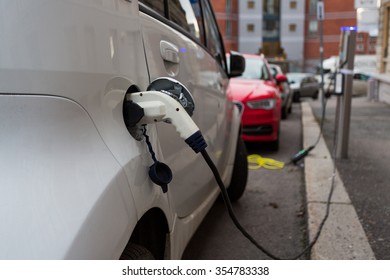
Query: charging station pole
317,1,325,103
336,27,356,159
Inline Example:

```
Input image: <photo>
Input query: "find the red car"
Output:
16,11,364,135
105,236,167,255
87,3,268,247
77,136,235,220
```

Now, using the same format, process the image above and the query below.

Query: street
183,103,309,260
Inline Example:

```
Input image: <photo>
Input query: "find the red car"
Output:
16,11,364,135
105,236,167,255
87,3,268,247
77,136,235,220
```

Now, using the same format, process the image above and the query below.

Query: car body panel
287,72,320,99
0,95,137,259
0,0,241,259
269,64,293,117
140,9,236,219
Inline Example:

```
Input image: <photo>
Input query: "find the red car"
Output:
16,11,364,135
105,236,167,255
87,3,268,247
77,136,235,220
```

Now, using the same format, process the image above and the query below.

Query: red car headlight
247,99,276,110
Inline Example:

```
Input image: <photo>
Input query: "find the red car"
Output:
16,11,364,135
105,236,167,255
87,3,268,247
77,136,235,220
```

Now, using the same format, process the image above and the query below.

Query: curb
301,102,375,260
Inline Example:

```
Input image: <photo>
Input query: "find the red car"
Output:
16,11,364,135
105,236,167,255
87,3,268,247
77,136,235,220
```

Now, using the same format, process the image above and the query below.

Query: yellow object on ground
248,154,285,170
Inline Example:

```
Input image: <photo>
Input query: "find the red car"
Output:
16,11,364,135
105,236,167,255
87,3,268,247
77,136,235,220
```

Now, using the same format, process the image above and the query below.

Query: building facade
210,0,239,52
355,31,377,55
238,0,305,70
370,0,390,105
304,0,357,71
214,0,364,73
238,0,263,54
378,0,390,74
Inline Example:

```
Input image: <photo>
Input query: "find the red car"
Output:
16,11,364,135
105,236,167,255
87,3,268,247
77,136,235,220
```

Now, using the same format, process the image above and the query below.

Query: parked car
0,0,247,259
287,72,320,102
229,54,284,150
269,64,293,119
317,72,370,97
318,55,376,97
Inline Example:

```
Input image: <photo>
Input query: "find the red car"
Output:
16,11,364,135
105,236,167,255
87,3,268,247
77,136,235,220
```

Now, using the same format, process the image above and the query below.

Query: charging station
335,26,357,159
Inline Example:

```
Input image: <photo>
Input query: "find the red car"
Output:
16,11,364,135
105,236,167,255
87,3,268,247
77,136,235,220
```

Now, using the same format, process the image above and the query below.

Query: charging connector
128,91,207,153
290,145,315,164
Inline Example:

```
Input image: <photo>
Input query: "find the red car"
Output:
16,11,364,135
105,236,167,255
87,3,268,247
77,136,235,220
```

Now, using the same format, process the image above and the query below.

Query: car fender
0,94,149,259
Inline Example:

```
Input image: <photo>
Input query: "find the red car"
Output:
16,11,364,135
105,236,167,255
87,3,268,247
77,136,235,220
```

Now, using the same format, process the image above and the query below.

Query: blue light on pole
340,26,358,31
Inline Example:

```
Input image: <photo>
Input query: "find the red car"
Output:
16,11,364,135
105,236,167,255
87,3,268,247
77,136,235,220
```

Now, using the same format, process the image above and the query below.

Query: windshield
287,73,305,84
238,57,270,80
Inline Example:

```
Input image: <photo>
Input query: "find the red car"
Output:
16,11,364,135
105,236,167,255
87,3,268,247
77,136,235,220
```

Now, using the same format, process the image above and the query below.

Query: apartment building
213,0,361,72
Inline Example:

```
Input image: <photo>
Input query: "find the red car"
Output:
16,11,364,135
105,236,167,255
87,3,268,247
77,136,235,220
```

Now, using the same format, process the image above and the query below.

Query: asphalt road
182,103,309,260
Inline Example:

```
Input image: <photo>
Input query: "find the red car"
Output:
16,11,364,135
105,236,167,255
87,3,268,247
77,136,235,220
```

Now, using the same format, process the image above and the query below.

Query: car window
139,0,165,17
262,64,271,80
169,0,204,44
270,67,277,77
239,57,270,80
202,0,226,70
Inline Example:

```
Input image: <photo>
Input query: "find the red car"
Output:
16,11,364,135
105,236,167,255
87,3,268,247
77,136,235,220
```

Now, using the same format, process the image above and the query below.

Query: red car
228,54,287,150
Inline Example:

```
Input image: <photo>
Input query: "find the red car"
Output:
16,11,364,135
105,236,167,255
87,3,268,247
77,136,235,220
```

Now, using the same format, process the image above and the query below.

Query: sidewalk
302,98,378,259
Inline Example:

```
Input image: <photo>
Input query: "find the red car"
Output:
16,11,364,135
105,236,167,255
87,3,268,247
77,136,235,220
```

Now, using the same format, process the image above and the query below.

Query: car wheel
293,92,300,102
269,127,280,151
312,91,319,100
281,105,288,120
120,243,155,260
227,137,248,202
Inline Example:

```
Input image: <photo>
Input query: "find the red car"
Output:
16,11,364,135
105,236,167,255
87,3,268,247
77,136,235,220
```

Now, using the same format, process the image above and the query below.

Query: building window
247,24,255,32
309,20,318,33
226,20,232,39
356,44,365,52
248,1,255,9
263,0,280,15
290,1,297,9
226,0,232,14
309,0,318,15
262,0,280,42
289,24,296,32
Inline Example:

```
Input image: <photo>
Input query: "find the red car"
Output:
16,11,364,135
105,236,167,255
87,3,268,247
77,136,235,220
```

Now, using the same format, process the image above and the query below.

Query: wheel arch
122,207,169,260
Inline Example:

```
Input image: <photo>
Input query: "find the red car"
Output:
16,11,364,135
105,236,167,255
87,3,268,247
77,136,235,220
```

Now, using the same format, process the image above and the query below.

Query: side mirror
228,51,245,78
275,73,288,84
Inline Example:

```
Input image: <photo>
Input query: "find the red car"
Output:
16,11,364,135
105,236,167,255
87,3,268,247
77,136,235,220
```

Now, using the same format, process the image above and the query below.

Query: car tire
281,105,288,120
120,243,155,260
269,127,280,151
288,102,292,114
227,137,248,202
293,92,300,102
312,91,319,100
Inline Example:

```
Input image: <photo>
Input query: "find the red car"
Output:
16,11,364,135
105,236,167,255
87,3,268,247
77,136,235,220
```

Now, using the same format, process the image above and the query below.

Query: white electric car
0,0,247,259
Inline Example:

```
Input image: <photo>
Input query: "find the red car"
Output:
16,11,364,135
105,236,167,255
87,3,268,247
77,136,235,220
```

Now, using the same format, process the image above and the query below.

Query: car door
139,0,231,218
300,77,310,97
309,76,320,96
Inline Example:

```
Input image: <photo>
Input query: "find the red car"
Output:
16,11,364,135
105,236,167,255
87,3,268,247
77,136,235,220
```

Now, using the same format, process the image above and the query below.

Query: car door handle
160,40,180,64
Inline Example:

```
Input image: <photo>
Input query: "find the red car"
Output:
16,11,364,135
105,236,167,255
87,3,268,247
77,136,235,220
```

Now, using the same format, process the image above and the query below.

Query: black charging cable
201,149,282,260
289,94,328,165
199,96,337,260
